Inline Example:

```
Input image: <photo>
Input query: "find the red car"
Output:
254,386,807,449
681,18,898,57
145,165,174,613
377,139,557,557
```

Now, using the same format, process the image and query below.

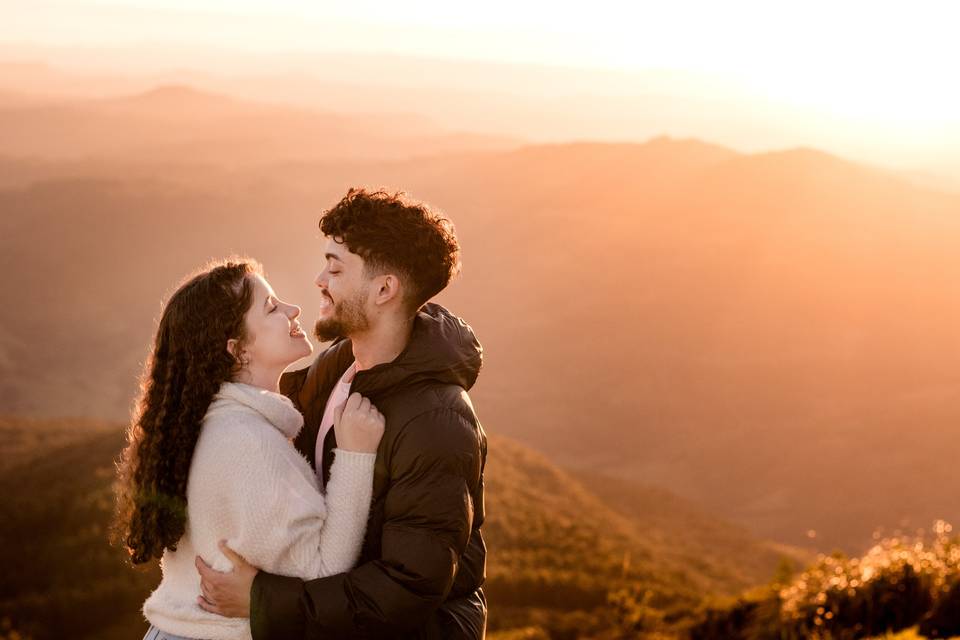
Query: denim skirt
142,625,198,640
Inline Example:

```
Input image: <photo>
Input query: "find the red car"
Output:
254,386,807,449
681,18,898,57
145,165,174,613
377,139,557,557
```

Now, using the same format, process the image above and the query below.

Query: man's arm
251,407,481,639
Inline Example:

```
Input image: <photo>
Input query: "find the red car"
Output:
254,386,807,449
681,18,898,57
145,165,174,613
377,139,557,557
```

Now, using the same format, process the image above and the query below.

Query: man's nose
315,272,326,288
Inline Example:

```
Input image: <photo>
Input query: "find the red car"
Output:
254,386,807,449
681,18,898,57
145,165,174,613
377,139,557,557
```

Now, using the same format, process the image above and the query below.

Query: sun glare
4,0,958,146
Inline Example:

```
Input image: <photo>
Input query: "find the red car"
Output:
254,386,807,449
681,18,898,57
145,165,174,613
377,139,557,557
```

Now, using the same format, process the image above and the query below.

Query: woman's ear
226,338,240,362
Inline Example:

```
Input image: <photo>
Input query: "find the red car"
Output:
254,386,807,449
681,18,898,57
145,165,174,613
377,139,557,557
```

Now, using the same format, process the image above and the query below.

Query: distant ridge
713,145,880,181
102,84,243,112
503,136,740,168
0,83,519,161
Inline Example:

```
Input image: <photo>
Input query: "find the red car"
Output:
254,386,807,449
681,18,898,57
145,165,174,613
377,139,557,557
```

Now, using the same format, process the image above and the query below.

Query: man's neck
350,316,415,372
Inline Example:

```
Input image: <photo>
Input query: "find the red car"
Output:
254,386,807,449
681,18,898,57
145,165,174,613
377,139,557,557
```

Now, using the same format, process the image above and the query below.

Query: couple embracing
114,188,488,639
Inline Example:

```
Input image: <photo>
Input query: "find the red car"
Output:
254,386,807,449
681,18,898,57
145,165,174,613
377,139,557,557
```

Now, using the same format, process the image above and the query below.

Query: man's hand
195,540,258,618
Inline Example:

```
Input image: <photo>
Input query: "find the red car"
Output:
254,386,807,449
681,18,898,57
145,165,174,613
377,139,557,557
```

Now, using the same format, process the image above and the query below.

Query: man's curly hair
320,188,461,314
113,259,261,564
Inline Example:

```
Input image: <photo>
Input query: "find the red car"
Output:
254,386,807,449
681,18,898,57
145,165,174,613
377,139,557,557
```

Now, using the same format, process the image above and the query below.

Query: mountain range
1,81,958,559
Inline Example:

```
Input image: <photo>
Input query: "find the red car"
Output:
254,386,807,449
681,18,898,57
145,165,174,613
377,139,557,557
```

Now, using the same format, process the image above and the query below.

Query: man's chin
314,320,343,343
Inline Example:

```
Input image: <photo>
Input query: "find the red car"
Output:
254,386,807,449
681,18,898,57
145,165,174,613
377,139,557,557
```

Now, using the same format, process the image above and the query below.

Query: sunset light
6,0,959,168
3,1,960,639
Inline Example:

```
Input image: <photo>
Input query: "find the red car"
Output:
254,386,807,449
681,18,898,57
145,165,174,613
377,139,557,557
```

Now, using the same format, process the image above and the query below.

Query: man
195,187,488,638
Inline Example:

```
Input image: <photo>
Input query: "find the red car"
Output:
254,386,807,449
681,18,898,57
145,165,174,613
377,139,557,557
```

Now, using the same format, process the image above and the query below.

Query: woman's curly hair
113,258,261,564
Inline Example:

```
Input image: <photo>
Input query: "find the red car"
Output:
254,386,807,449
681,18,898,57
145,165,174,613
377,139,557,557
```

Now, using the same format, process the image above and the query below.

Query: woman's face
235,274,313,372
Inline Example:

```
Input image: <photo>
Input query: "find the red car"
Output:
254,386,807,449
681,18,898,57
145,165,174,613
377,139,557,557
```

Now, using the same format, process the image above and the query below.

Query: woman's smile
290,321,305,338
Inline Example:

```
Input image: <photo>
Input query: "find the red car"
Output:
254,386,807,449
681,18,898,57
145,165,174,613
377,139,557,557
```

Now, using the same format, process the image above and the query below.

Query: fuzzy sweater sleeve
191,419,375,581
294,448,377,577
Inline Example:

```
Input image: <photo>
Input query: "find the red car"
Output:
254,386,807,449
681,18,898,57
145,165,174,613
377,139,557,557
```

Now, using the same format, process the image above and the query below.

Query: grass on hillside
869,628,960,640
690,522,960,640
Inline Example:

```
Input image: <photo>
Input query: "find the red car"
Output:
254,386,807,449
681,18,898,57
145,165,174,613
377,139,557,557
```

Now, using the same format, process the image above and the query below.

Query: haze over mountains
2,51,957,191
2,60,960,566
0,83,517,163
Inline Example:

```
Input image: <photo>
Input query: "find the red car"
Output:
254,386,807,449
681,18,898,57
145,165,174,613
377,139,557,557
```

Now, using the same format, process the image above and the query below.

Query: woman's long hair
113,259,261,564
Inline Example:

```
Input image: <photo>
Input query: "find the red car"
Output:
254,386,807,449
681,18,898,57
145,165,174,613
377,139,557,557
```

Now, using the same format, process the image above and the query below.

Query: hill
0,417,793,639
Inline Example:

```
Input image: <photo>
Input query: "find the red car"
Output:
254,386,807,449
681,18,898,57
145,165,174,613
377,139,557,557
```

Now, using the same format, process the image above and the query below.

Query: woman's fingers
333,393,384,452
345,392,363,413
335,394,360,429
343,393,380,422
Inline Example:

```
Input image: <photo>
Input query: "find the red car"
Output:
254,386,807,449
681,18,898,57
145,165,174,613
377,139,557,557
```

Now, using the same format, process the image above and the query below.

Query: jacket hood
349,302,483,397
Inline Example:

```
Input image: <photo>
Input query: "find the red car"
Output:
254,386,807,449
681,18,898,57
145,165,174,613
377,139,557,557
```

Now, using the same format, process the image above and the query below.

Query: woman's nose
287,303,302,319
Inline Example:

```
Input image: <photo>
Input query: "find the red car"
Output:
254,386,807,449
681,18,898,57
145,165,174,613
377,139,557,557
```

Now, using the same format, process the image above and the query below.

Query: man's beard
314,287,371,342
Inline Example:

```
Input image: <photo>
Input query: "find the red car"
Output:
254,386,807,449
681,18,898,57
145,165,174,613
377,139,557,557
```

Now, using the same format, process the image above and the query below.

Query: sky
6,1,960,120
2,0,959,176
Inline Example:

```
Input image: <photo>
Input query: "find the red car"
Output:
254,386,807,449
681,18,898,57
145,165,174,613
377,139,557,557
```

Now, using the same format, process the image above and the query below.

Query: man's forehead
323,237,359,261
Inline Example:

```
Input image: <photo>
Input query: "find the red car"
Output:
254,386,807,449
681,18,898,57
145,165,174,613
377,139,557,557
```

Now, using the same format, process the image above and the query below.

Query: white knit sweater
143,382,376,640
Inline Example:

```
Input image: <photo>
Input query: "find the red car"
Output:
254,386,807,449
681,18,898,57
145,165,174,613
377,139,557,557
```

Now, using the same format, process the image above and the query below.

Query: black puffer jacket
250,303,488,639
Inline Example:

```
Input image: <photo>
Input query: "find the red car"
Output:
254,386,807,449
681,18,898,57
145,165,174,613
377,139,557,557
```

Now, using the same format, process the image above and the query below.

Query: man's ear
373,274,402,306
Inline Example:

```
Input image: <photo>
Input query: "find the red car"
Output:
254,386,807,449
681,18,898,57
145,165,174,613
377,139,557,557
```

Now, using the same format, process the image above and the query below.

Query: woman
114,259,384,640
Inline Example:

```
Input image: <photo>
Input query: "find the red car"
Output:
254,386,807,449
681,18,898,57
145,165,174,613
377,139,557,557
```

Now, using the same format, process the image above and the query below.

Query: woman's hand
333,392,385,454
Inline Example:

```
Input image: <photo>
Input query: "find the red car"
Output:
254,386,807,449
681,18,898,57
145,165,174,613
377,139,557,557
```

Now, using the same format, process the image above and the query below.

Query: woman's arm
310,448,376,576
293,392,384,577
193,419,374,580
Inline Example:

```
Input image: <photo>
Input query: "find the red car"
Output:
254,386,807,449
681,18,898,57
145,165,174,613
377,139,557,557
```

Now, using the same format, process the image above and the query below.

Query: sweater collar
215,381,304,439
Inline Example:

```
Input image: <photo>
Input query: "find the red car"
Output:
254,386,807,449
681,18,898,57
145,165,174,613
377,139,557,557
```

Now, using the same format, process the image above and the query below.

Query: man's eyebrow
325,252,342,262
